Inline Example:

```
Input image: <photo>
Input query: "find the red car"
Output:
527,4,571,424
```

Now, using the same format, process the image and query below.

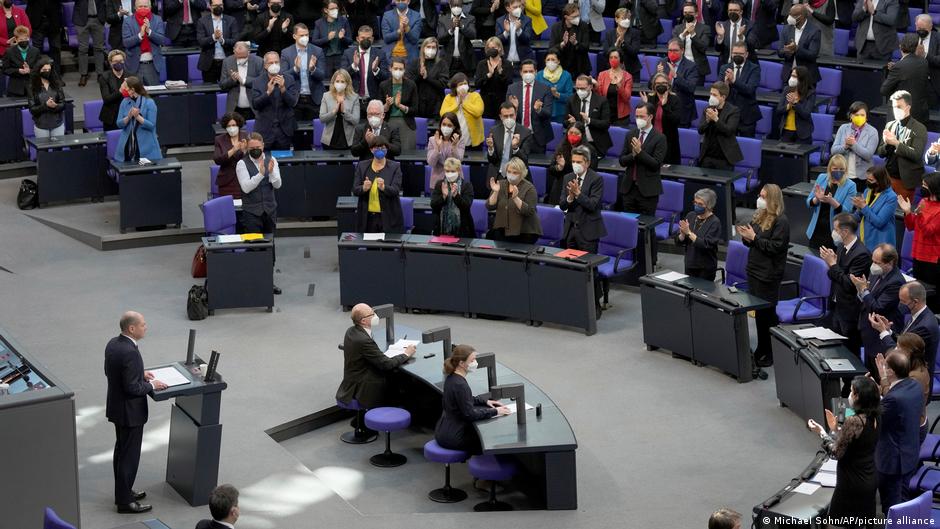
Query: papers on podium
499,401,535,415
384,339,419,358
792,482,821,495
792,327,847,340
148,365,190,387
363,233,385,241
655,271,688,282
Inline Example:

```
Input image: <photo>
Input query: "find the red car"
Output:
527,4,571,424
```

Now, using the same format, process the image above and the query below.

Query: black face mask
728,12,740,22
360,37,372,49
917,29,929,38
732,55,745,65
17,41,28,50
249,148,263,159
269,3,281,13
485,48,499,58
39,71,51,80
655,84,668,95
211,5,223,15
684,14,695,22
113,62,125,72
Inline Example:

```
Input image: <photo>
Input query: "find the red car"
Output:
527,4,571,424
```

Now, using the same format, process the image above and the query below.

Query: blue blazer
854,186,898,251
116,96,162,162
882,307,940,377
777,22,821,84
858,265,905,358
495,14,535,61
875,377,924,475
311,17,353,54
279,43,326,107
656,57,700,128
122,14,170,76
536,69,573,124
805,173,856,240
381,9,422,61
717,60,761,127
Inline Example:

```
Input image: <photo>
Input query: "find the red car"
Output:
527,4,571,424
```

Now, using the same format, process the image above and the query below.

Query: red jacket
0,7,31,57
596,69,633,121
905,199,940,264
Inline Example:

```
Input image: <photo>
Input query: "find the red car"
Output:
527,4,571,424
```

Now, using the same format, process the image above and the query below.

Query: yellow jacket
526,0,547,35
440,92,485,147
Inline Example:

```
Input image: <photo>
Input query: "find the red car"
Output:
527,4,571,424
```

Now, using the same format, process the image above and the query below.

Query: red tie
632,131,645,181
359,52,367,97
183,0,191,24
523,84,531,128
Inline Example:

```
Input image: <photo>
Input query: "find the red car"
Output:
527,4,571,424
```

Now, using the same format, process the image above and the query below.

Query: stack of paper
148,365,190,388
384,339,419,358
216,234,241,243
499,401,535,415
792,482,821,495
656,271,688,282
793,327,847,340
363,233,385,241
809,459,838,487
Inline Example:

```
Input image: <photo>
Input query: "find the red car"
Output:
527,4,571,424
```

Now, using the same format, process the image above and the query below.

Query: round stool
336,399,378,444
468,454,516,511
423,440,469,503
364,407,411,467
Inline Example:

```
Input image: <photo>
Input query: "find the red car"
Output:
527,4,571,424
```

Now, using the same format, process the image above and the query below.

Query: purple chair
363,407,411,467
21,108,36,161
758,60,783,93
654,180,684,240
312,119,323,149
755,105,773,139
597,211,638,305
83,100,104,132
187,54,202,83
336,399,377,444
705,55,718,83
203,195,237,235
775,254,830,323
43,507,76,529
216,93,226,119
640,55,660,83
530,165,547,198
588,52,598,76
607,126,628,158
401,197,414,232
536,205,563,246
106,129,120,160
720,240,749,289
245,119,255,134
691,99,708,128
808,113,836,167
816,68,841,113
540,16,557,39
62,2,78,48
482,118,495,140
598,171,618,208
733,137,762,197
901,229,914,273
887,490,932,527
833,28,850,56
423,440,468,503
415,117,428,149
545,121,564,152
471,199,489,237
210,165,220,197
678,127,700,165
908,7,923,31
657,19,673,45
468,455,517,511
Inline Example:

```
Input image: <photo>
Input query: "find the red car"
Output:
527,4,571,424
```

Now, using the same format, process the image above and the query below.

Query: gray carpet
0,146,844,529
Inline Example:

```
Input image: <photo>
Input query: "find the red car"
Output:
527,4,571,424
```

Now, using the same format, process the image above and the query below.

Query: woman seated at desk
115,77,163,163
435,344,510,454
487,157,542,243
430,157,475,238
353,135,404,233
675,188,722,280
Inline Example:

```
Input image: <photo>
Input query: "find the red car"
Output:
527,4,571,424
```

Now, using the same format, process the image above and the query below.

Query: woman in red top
900,173,940,311
595,49,633,127
0,1,30,58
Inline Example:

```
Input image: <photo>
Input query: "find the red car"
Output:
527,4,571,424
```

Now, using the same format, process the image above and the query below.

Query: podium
147,360,227,506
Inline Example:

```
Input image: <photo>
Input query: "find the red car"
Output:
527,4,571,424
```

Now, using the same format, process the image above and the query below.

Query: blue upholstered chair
719,240,749,289
654,180,684,241
202,196,237,236
43,507,76,529
364,407,412,467
83,100,104,132
775,254,830,323
468,455,517,511
423,440,468,503
597,211,638,306
536,205,564,246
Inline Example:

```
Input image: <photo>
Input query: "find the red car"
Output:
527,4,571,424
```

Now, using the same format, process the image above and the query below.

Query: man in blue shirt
280,22,325,122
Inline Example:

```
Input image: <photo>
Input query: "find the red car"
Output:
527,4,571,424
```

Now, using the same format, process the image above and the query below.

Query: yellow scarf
542,65,563,84
860,190,879,242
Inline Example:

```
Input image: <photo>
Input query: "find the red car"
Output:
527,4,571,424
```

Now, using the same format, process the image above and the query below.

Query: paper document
363,233,385,241
233,199,242,208
144,85,167,92
792,327,847,340
241,233,264,241
555,249,588,259
384,339,419,358
820,458,838,473
903,273,917,283
825,359,854,371
792,482,821,495
499,401,535,415
148,365,190,387
810,471,837,487
429,235,460,244
216,235,242,243
655,271,689,282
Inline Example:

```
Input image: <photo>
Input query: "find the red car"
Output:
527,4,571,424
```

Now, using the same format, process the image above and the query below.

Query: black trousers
490,229,538,244
858,41,892,62
175,24,197,47
700,155,732,171
32,25,62,74
754,306,779,362
294,94,318,122
913,258,940,313
202,59,223,83
686,266,717,281
234,106,255,121
113,424,144,505
832,311,862,359
241,210,276,234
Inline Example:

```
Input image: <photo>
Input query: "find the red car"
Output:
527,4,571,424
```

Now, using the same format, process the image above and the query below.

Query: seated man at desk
195,484,241,528
235,132,282,293
436,345,510,454
335,303,416,410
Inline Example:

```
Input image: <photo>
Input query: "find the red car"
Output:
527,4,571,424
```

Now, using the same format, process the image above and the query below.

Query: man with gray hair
870,281,940,381
104,311,167,514
851,243,906,378
675,188,722,280
220,41,263,120
349,99,403,160
876,90,927,202
250,50,299,151
914,14,940,104
121,0,169,86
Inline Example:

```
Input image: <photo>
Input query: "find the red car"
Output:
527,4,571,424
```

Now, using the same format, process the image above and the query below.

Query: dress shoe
78,74,88,87
132,490,146,501
273,285,282,295
117,502,152,514
754,356,773,368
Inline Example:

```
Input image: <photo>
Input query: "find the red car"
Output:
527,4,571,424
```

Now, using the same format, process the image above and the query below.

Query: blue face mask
693,204,705,214
899,302,912,315
396,2,408,10
373,148,387,159
830,170,845,182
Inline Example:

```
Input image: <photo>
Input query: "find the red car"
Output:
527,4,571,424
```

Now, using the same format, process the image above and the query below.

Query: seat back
536,205,563,246
588,52,597,76
833,28,850,56
401,196,414,233
678,127,700,165
901,228,914,273
106,129,121,159
759,60,783,92
908,7,923,30
44,507,77,529
529,166,547,198
799,254,831,309
599,210,638,259
641,55,660,83
83,100,104,132
691,99,708,128
187,54,202,83
755,105,772,138
540,16,557,39
657,19,673,44
415,117,428,149
735,136,762,178
607,126,628,158
216,93,226,119
313,118,323,149
203,195,237,235
816,68,841,110
545,121,564,151
245,119,255,134
811,112,835,144
705,55,718,83
482,118,495,140
724,240,749,287
21,108,35,160
210,165,220,197
599,171,618,207
471,199,489,237
887,491,932,527
654,180,685,236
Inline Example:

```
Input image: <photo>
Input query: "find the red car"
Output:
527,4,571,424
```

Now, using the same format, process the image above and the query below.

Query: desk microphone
719,296,740,307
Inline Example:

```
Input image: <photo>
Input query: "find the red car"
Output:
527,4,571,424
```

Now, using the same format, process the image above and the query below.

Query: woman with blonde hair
430,157,475,237
738,183,790,368
805,153,856,253
473,36,512,119
487,157,542,243
408,37,450,118
319,68,360,150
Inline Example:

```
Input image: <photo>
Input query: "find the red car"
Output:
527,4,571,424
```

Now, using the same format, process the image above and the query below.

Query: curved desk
753,451,835,528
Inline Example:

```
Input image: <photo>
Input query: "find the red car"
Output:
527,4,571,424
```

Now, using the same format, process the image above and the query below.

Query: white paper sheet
792,327,847,340
216,235,242,243
233,199,243,208
793,482,821,495
820,458,838,473
809,471,837,487
144,85,167,92
500,401,535,415
903,273,917,283
363,233,385,241
148,365,190,387
384,339,419,358
825,359,855,371
655,271,689,282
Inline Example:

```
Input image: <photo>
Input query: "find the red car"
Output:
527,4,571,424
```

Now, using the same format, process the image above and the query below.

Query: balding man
220,41,264,120
914,14,940,104
335,304,416,410
871,281,940,380
250,51,299,151
349,99,403,160
104,311,167,514
121,0,169,86
851,243,905,379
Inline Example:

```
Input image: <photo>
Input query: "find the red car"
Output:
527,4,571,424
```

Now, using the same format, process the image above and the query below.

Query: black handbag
187,285,209,320
17,179,38,210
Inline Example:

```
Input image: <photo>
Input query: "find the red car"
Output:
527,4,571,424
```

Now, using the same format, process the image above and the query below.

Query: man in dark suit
630,0,663,45
437,0,476,77
778,4,820,86
279,23,326,121
673,2,712,82
914,14,940,104
717,42,760,136
619,102,667,215
881,33,931,126
417,0,440,39
507,60,553,154
877,90,927,202
163,0,207,47
74,0,108,86
714,0,759,66
350,99,403,160
565,74,612,157
245,0,293,56
106,0,132,51
195,484,240,529
2,27,41,97
658,38,701,128
873,281,940,378
852,243,905,378
600,7,641,81
561,145,607,315
818,213,872,358
341,26,388,102
698,81,743,170
873,352,923,514
196,0,236,83
26,0,62,74
250,51,299,150
104,311,168,514
486,102,533,180
853,0,899,62
744,0,778,48
335,303,416,409
220,41,264,119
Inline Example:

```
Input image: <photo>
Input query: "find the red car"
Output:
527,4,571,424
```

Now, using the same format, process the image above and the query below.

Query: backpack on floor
187,285,209,320
17,179,38,210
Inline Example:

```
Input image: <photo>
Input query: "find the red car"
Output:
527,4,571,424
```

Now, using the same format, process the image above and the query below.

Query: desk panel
338,243,406,308
467,251,530,320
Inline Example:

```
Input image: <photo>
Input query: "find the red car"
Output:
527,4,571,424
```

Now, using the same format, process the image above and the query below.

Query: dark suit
747,0,780,47
859,266,905,375
98,71,127,130
194,520,229,529
548,21,591,76
105,0,129,50
340,46,388,99
565,93,612,156
349,122,402,160
657,57,700,128
714,19,759,66
495,14,535,62
559,168,606,251
334,325,409,409
2,46,41,97
631,0,663,43
280,43,327,115
672,22,712,79
827,239,872,356
506,80,553,152
881,54,931,126
877,116,928,191
196,13,237,81
250,72,300,150
26,0,62,71
163,0,207,44
437,13,477,75
104,335,153,505
778,21,820,85
378,78,418,131
601,28,642,81
430,178,475,237
352,160,405,233
247,10,295,56
881,307,940,379
219,53,264,113
774,88,815,143
852,0,899,62
698,102,744,168
618,126,667,215
875,377,923,514
486,124,533,180
718,60,761,136
923,31,940,104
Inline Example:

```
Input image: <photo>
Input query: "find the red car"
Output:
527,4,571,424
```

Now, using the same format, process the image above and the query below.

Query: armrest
717,267,726,283
791,294,828,322
612,247,637,276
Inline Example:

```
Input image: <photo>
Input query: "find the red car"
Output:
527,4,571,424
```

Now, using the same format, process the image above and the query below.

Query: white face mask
506,173,522,184
708,95,720,107
226,126,239,137
571,162,584,175
391,69,404,80
440,125,454,136
457,84,469,94
788,77,798,88
368,115,382,128
577,89,590,100
465,360,478,372
870,263,884,276
267,63,280,75
831,229,842,245
334,81,346,92
569,16,580,25
893,106,906,121
635,117,648,130
522,72,535,84
618,18,630,28
503,117,516,129
511,7,522,17
786,15,797,26
297,35,309,47
445,171,459,182
327,8,338,18
367,314,380,328
451,6,462,15
424,47,438,59
545,60,559,71
756,197,767,210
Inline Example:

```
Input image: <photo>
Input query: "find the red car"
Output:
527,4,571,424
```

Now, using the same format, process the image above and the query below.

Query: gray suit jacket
319,91,360,148
219,53,264,113
852,0,899,59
